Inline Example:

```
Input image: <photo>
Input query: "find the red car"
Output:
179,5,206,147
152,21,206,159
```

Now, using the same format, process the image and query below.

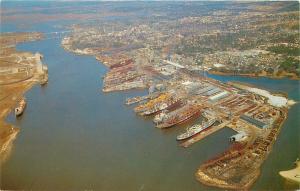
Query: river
1,2,299,191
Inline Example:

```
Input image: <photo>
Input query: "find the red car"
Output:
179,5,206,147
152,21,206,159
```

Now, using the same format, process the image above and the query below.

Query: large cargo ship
140,97,182,116
176,118,216,141
134,93,170,113
155,104,201,128
15,98,27,117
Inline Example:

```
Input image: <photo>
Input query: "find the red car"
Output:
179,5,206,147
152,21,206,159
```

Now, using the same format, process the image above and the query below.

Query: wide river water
1,3,299,191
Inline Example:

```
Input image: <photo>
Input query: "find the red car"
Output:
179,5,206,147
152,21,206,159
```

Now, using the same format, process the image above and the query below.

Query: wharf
180,121,231,148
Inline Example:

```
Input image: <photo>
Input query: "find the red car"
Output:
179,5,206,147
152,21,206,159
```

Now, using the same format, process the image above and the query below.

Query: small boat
176,118,216,141
15,98,26,117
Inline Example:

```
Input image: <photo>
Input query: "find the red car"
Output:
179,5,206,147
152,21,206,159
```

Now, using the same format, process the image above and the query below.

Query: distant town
63,2,299,80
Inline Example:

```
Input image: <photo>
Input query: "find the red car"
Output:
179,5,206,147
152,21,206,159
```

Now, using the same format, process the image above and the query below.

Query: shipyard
63,31,292,189
59,2,298,188
1,1,299,191
124,64,290,189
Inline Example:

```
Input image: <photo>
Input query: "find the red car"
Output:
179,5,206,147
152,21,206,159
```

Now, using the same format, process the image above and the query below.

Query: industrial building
209,91,229,102
240,114,268,129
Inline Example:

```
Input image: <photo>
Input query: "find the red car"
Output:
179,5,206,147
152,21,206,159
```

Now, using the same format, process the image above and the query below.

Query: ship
134,93,170,113
15,98,27,117
176,118,216,141
126,96,145,105
40,64,48,86
155,104,201,129
40,76,48,86
140,97,182,116
125,92,160,105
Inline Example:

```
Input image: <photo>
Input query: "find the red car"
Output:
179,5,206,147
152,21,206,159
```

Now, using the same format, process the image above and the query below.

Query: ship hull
176,126,209,141
15,99,26,117
156,110,201,129
176,119,217,140
141,100,182,116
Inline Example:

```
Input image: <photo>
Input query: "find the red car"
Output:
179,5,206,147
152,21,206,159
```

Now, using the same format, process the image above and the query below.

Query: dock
180,121,230,148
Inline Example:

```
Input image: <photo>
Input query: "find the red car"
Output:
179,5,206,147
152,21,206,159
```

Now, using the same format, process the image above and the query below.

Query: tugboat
15,98,27,117
176,118,216,141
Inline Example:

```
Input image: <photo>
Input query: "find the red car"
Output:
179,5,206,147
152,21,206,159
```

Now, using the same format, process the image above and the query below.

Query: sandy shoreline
0,32,48,163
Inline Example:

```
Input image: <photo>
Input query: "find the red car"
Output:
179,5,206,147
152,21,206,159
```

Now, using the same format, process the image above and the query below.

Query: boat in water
176,118,216,141
134,93,170,113
126,96,145,105
15,98,27,117
155,104,201,129
140,97,182,116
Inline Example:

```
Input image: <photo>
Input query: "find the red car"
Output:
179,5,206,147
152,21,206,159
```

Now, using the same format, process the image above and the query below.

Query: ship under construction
140,97,183,116
154,104,202,128
134,93,171,113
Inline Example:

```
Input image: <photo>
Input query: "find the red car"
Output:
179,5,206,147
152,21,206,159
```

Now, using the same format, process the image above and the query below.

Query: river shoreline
0,32,48,162
196,106,288,190
61,36,293,190
208,70,300,81
0,31,298,191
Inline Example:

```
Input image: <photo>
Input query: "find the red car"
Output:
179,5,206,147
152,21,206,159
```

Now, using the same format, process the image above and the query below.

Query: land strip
0,32,48,163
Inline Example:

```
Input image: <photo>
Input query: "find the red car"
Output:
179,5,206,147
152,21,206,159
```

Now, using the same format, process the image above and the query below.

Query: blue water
1,30,236,191
1,2,299,190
